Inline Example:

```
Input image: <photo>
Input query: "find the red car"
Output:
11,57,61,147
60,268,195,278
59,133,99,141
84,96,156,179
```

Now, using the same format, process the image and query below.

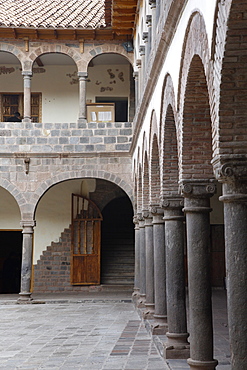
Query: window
0,93,42,122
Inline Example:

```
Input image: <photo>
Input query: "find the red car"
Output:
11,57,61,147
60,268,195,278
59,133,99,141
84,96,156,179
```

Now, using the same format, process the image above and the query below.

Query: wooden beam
36,57,44,67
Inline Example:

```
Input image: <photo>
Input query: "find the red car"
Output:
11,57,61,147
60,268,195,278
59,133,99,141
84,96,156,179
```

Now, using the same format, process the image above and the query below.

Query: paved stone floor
0,289,230,370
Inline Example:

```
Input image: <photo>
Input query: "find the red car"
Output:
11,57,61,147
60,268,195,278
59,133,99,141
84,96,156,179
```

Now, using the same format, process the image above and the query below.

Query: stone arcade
0,1,246,369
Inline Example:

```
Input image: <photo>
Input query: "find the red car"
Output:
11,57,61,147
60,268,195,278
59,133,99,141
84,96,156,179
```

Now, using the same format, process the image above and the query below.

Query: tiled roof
0,0,106,29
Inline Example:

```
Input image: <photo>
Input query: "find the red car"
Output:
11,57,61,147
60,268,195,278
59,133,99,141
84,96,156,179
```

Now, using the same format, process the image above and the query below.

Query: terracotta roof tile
0,0,106,29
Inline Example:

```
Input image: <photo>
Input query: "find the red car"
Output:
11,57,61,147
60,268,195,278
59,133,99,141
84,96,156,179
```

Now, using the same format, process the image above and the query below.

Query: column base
17,292,33,303
187,358,218,370
22,117,31,123
164,332,190,359
136,294,146,308
132,288,140,303
77,118,87,126
143,303,155,319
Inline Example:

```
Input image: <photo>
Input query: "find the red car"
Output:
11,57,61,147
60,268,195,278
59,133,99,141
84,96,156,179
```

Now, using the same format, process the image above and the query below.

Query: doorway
101,196,134,285
0,231,22,293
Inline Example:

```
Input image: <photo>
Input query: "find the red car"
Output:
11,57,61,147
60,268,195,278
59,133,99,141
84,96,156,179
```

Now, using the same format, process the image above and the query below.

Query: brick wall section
0,121,132,153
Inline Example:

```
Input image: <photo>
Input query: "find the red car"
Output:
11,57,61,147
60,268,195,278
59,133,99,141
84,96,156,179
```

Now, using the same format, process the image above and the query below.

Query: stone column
132,215,140,301
151,206,168,334
162,197,189,359
22,71,32,123
149,0,156,45
78,72,88,124
137,213,146,307
136,59,142,104
181,181,218,370
216,161,247,370
133,71,139,108
143,211,154,318
18,221,36,302
139,46,145,89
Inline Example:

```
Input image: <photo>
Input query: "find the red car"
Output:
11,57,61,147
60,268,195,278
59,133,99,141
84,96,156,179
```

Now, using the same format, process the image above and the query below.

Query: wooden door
71,194,102,285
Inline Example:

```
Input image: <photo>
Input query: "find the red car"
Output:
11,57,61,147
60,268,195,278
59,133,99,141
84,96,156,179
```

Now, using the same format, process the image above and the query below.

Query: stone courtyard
0,290,230,370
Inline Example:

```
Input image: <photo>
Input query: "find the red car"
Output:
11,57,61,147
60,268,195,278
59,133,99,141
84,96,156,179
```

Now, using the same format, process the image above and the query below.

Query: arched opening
150,134,160,205
33,178,134,292
0,186,22,293
0,51,22,122
87,53,134,122
32,53,78,123
162,104,179,196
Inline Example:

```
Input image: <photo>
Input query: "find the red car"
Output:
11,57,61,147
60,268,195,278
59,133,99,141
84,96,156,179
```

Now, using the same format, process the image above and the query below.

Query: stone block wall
0,121,132,153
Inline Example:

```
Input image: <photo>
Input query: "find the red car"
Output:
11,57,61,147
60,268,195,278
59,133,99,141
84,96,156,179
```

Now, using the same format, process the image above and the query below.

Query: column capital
133,71,138,79
213,155,247,183
146,15,152,27
139,45,145,56
179,180,216,199
78,71,88,79
149,204,164,224
22,70,32,77
142,32,149,43
136,59,142,69
149,0,156,8
20,220,36,231
160,196,184,209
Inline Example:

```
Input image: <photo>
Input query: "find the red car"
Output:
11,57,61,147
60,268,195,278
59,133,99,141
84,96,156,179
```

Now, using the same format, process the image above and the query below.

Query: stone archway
32,178,134,292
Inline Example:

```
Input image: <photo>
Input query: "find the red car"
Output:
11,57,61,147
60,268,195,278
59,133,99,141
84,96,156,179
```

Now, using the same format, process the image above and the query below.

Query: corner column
181,181,218,370
162,197,189,359
143,210,155,318
78,72,88,124
22,71,32,123
151,206,168,334
18,220,36,302
216,160,247,370
132,215,140,302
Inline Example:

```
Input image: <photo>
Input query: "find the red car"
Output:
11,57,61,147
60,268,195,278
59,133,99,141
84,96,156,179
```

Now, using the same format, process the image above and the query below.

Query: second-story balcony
0,48,135,154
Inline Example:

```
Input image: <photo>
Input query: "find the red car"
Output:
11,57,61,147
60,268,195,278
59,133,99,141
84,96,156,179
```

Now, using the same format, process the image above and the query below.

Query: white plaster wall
0,64,79,123
34,179,96,264
87,64,130,102
0,187,21,229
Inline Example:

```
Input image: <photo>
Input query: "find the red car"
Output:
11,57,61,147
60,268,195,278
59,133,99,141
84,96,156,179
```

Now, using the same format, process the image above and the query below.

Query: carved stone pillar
162,197,189,359
137,213,146,307
22,71,32,123
215,159,247,370
181,181,218,370
151,206,168,334
78,72,88,124
132,215,140,301
143,211,154,318
18,221,36,302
